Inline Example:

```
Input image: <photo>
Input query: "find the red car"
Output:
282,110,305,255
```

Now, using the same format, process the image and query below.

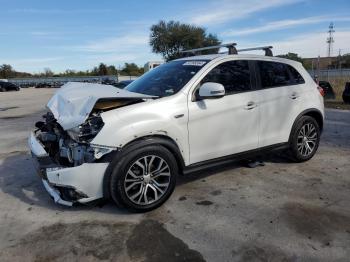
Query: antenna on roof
180,43,273,56
180,42,237,55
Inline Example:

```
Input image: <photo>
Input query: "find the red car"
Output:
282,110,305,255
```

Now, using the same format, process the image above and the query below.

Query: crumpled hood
47,82,153,130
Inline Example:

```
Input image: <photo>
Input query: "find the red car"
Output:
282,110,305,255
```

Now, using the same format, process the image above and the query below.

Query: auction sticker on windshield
183,61,207,66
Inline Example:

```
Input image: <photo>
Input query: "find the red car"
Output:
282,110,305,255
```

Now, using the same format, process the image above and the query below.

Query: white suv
29,48,324,211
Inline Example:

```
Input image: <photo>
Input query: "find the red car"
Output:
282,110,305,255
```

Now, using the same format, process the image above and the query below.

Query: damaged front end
29,111,114,206
28,82,155,206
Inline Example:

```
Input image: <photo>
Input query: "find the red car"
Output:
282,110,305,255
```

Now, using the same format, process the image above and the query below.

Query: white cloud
189,0,301,25
0,57,65,72
240,30,350,57
75,35,149,53
274,30,350,57
223,16,350,36
1,57,64,65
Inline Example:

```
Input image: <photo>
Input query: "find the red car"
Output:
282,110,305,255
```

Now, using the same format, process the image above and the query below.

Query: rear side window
287,65,305,84
201,60,251,94
258,61,292,88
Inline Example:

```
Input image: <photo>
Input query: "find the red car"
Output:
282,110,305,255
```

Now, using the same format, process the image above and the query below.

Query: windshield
125,60,208,97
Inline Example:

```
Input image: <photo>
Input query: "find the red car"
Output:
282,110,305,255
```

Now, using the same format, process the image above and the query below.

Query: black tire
109,145,178,212
343,94,350,104
288,116,320,162
0,87,5,92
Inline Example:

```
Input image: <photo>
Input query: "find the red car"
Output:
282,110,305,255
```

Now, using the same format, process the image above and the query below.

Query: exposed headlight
68,115,104,142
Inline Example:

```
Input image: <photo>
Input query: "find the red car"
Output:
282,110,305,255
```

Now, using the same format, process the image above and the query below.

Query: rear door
187,60,260,164
256,60,305,147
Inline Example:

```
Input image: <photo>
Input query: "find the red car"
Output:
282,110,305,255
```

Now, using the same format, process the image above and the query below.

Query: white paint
30,53,324,206
46,81,155,130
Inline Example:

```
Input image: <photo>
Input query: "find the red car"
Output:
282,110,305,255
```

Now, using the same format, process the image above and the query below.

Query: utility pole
326,22,335,57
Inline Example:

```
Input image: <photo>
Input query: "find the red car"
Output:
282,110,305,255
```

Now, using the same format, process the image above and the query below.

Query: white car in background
29,45,324,212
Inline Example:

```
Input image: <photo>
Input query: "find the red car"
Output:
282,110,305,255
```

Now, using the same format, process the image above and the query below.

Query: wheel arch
102,134,185,200
289,108,324,142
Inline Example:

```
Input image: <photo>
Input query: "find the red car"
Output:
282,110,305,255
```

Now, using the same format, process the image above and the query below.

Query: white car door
256,60,304,147
187,60,260,164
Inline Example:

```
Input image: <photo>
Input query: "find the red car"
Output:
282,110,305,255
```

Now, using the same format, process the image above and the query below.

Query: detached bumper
28,132,109,206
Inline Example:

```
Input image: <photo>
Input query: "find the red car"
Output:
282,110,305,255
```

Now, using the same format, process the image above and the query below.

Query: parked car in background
0,81,20,92
101,79,118,86
35,83,52,88
19,83,32,88
51,82,63,88
113,80,134,89
343,82,350,104
318,81,335,99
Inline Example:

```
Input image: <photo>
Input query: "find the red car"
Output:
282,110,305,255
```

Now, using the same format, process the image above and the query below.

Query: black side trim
184,142,289,174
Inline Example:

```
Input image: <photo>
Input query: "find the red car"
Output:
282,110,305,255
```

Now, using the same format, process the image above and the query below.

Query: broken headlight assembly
68,114,104,142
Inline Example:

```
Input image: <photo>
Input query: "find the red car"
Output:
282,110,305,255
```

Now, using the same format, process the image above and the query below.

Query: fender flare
288,108,324,143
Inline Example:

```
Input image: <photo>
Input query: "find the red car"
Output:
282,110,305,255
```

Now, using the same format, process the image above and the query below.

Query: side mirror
198,82,225,99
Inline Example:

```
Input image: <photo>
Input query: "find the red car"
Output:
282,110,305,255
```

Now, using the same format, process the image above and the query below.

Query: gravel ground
0,88,350,262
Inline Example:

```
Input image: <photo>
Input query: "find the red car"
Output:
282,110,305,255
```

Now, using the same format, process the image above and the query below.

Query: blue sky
1,0,350,73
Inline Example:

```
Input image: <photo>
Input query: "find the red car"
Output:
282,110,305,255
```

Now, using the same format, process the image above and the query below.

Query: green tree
0,64,14,78
150,20,221,61
121,63,142,76
277,53,311,68
43,68,54,77
97,63,108,75
277,53,303,63
107,65,118,75
331,53,350,69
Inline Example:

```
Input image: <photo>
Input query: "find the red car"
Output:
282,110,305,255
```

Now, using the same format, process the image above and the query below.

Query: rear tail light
317,85,325,97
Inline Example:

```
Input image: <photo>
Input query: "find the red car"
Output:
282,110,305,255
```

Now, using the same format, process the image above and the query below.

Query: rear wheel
289,116,320,162
109,145,177,212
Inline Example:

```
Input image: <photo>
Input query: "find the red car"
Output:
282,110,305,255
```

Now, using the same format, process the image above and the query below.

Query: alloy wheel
124,155,171,205
297,122,318,157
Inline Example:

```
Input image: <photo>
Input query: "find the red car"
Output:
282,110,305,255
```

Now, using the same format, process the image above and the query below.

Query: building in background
144,61,164,73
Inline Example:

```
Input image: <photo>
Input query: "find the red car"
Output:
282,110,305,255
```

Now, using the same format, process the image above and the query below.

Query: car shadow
0,152,130,215
177,151,292,185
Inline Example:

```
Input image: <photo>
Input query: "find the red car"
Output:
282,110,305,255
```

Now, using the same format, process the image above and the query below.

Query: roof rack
180,42,238,55
180,43,273,56
238,46,273,56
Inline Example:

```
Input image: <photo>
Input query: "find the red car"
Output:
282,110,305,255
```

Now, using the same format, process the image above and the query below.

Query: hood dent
47,82,152,130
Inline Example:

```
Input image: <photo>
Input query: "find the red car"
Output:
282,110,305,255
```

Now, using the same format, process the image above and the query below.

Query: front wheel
109,145,178,212
288,116,320,162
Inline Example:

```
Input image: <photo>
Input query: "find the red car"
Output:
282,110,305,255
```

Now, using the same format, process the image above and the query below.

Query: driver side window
201,60,252,95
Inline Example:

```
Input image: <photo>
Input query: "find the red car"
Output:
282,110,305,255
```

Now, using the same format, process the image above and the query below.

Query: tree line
0,62,144,79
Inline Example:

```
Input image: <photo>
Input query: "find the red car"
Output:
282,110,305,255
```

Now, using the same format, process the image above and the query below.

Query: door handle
245,101,257,110
290,92,299,100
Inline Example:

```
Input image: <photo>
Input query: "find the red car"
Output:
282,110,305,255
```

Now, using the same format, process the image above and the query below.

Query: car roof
176,54,300,65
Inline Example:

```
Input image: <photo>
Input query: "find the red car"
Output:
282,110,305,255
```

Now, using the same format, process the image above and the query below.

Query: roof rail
180,42,238,55
181,43,273,56
237,46,273,56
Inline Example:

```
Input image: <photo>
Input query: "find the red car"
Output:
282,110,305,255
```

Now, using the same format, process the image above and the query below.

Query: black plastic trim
183,142,289,174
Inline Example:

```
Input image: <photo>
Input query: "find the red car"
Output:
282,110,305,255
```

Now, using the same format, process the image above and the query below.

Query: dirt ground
0,88,350,262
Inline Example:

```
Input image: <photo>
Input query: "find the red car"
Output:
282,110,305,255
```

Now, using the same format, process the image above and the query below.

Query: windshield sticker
183,61,207,66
